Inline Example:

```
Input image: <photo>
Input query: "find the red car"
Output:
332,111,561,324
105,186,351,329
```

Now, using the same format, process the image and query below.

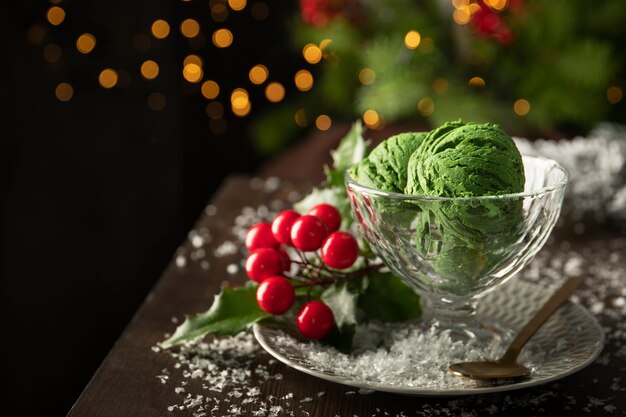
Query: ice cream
405,121,524,197
348,131,427,193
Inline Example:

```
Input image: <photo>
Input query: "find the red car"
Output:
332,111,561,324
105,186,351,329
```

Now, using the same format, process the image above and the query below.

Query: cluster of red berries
244,203,360,340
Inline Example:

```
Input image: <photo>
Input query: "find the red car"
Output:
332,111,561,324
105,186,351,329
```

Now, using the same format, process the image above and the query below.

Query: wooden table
68,127,626,416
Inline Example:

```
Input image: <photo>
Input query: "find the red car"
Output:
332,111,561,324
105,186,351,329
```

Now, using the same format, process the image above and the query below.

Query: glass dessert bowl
345,155,569,345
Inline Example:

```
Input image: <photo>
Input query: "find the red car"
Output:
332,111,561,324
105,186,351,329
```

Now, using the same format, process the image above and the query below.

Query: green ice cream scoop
349,131,427,193
405,121,524,197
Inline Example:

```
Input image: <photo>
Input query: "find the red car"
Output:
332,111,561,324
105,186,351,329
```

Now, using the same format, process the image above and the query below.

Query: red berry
290,215,329,251
271,210,301,245
296,300,334,339
278,247,292,272
245,248,284,283
256,276,295,315
308,203,341,232
246,222,279,251
321,231,359,269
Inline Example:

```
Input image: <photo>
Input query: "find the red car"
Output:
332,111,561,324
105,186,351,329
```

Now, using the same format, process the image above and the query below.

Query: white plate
253,279,604,396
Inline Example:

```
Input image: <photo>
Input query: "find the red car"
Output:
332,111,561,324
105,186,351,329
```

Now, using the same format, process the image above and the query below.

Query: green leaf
293,185,354,230
321,282,358,329
327,121,369,180
358,271,422,322
320,323,355,354
160,285,270,349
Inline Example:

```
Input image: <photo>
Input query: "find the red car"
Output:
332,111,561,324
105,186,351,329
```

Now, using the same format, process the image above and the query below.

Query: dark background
1,1,300,415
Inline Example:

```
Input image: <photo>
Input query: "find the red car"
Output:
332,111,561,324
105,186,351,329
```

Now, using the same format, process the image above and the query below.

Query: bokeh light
485,0,508,11
76,33,96,54
294,70,313,91
211,3,229,22
228,0,247,11
47,6,65,26
201,80,220,99
183,63,203,83
404,31,421,49
55,82,73,102
231,88,250,110
265,82,285,102
418,96,435,116
249,65,269,85
180,19,200,38
303,44,322,64
469,76,486,87
432,78,449,94
206,101,224,119
212,28,233,48
151,19,170,39
607,86,623,104
359,68,375,85
43,44,62,63
140,60,159,80
315,115,332,131
363,110,381,129
251,2,269,20
513,99,531,116
295,109,308,126
184,54,203,66
453,6,471,25
99,69,118,89
147,92,166,111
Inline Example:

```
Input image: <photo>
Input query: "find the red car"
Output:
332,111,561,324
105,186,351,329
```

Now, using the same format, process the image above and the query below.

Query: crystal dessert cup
345,155,569,345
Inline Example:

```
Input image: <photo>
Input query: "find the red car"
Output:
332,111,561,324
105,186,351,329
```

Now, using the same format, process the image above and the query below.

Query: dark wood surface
68,127,626,417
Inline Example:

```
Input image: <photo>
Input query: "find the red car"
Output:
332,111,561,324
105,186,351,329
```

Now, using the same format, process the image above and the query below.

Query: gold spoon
449,276,583,380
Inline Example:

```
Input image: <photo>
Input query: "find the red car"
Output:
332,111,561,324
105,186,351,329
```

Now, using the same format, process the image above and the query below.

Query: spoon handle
499,276,583,364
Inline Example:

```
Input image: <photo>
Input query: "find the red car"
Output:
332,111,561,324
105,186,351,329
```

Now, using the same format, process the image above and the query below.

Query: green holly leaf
359,271,422,322
293,185,354,230
325,121,369,187
321,282,359,330
160,285,270,349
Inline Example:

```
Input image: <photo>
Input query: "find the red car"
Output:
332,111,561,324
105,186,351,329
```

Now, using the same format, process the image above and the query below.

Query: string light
99,69,119,89
251,2,269,20
201,80,220,99
147,92,166,111
418,97,435,116
294,70,313,91
76,33,96,54
43,44,62,63
141,60,159,80
513,99,530,116
212,28,233,48
151,19,170,39
315,115,332,131
206,101,224,119
485,0,508,11
231,88,250,111
47,6,65,26
469,76,486,87
294,109,308,126
452,6,471,25
607,86,623,104
183,63,203,83
265,82,285,102
319,39,332,50
228,0,247,11
180,19,200,38
249,65,269,84
55,82,73,102
432,78,449,94
404,31,421,49
184,54,203,66
363,110,382,129
359,68,375,85
303,44,322,64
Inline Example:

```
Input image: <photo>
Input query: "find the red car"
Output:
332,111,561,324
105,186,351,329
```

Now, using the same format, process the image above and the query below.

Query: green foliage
251,0,625,152
160,285,270,349
358,271,422,322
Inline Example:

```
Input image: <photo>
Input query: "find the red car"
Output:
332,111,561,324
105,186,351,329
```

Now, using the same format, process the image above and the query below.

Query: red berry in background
297,301,334,339
308,203,341,232
245,248,284,283
290,215,329,251
278,247,292,272
246,222,279,251
321,231,359,269
256,276,295,315
271,210,301,245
